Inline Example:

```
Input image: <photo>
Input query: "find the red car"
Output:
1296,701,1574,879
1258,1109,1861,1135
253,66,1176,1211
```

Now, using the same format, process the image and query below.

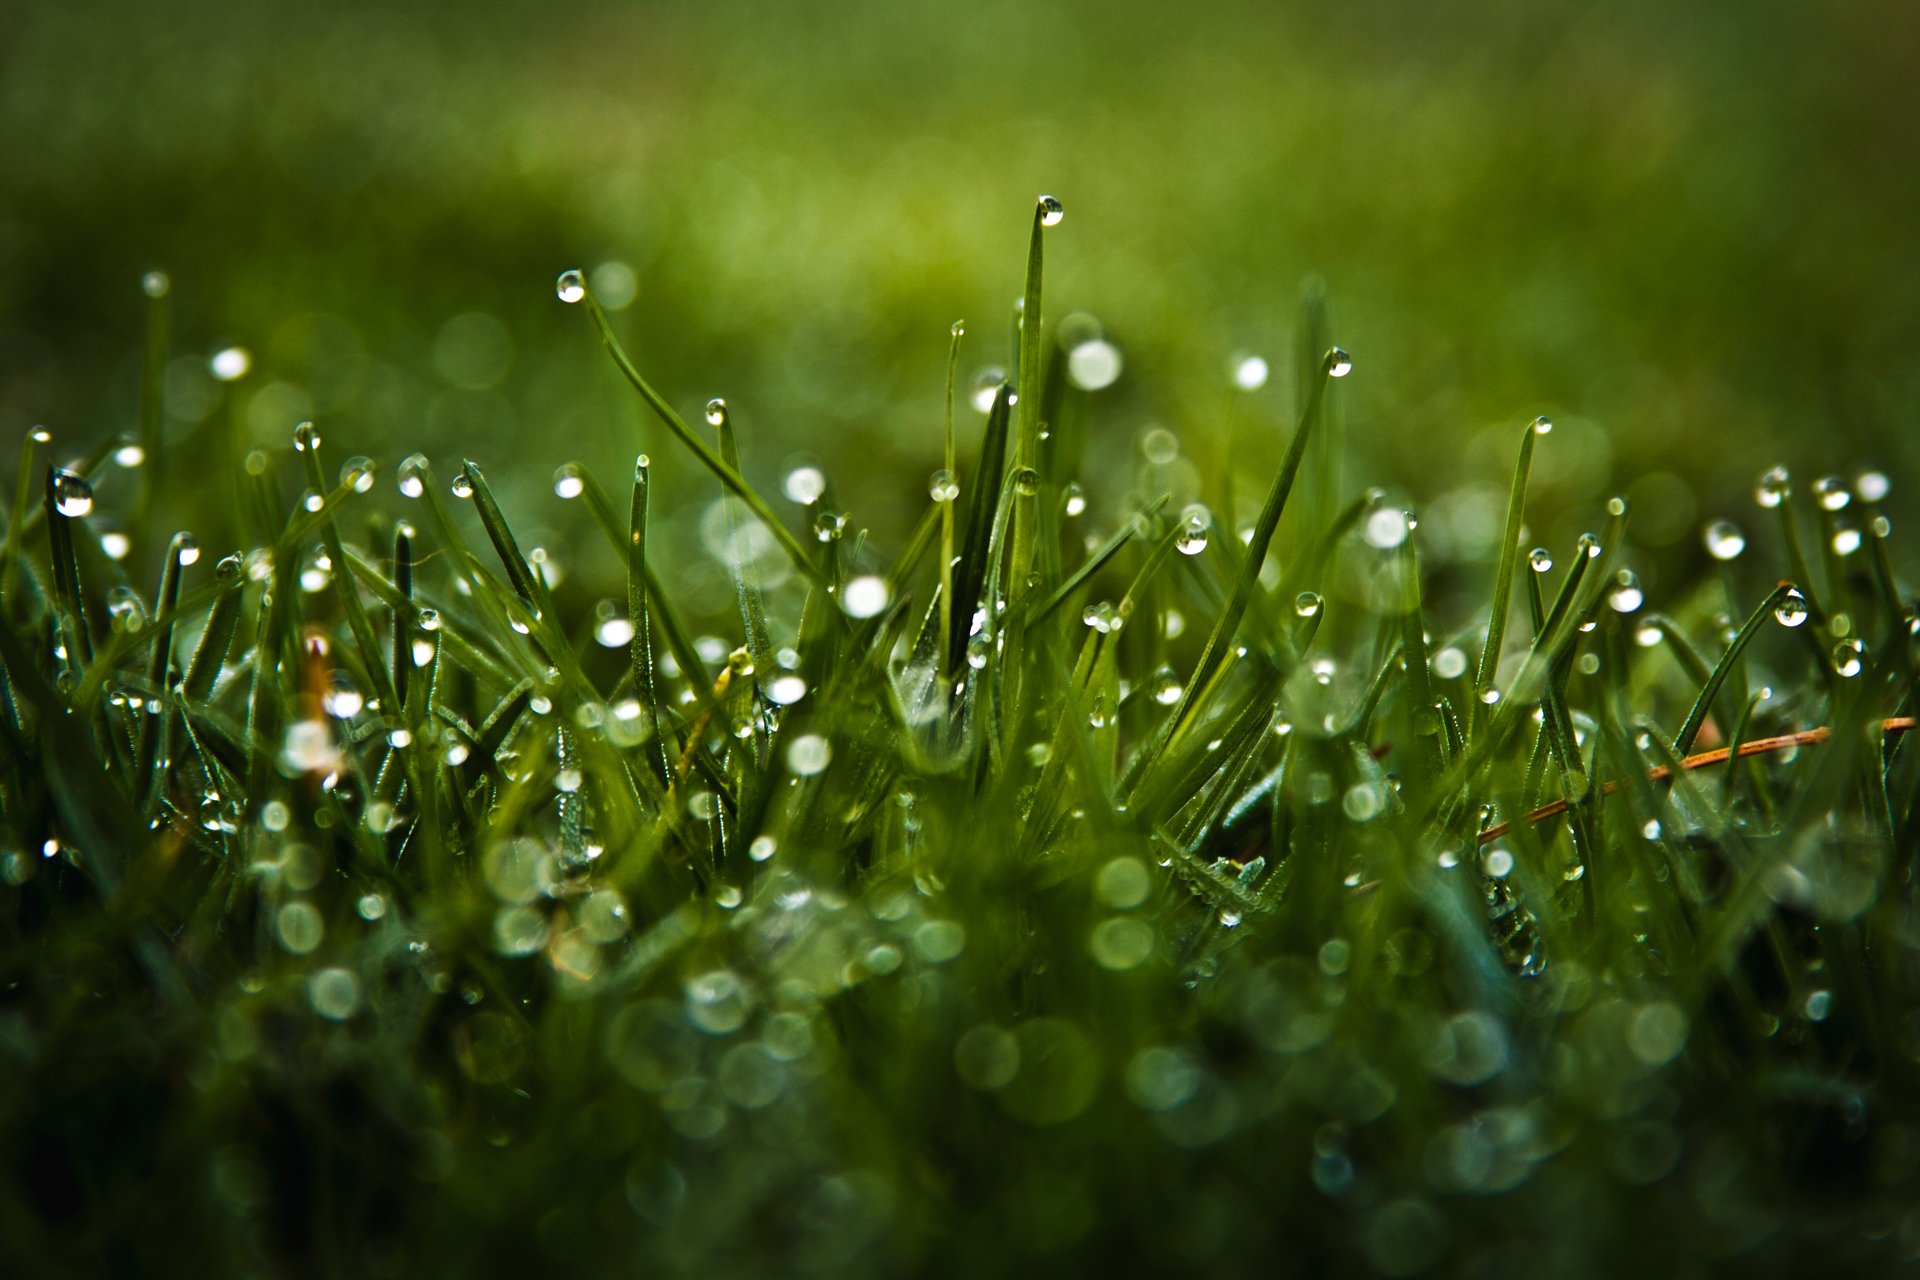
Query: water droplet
100,532,131,561
553,463,586,500
556,269,585,304
1856,471,1890,503
1066,339,1122,391
704,397,727,427
841,575,891,619
1176,515,1209,556
787,733,831,776
966,632,992,670
1532,415,1553,435
114,443,145,468
784,465,826,505
51,470,93,518
1087,695,1114,729
292,421,321,453
1364,506,1409,549
398,453,429,498
1231,352,1269,390
1294,591,1323,619
275,901,324,954
1343,782,1385,822
1703,519,1745,561
339,455,375,494
209,346,251,381
1149,667,1182,706
812,509,847,542
1831,526,1862,556
1812,475,1851,511
1141,427,1179,464
928,468,959,502
969,367,1007,413
1089,917,1154,970
1036,194,1065,227
1774,589,1808,628
950,319,966,339
1756,466,1790,509
1326,347,1353,378
141,270,170,298
1482,847,1514,877
1608,569,1644,614
767,674,807,705
1063,482,1087,517
1832,637,1864,677
309,968,362,1021
450,471,474,499
1432,646,1467,680
1011,467,1040,496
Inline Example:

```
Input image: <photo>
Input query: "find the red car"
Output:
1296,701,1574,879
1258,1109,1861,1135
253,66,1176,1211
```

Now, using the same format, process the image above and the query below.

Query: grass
2,196,1918,1278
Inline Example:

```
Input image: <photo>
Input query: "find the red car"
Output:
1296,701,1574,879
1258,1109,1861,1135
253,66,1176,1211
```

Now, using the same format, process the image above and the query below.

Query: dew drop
950,319,965,339
1607,570,1644,614
1036,194,1065,227
1087,695,1114,730
556,269,586,304
141,270,171,299
1063,482,1087,517
928,468,959,503
1532,415,1553,435
966,632,992,670
1856,471,1890,503
785,466,826,505
1011,467,1040,496
1176,515,1210,556
1066,339,1122,391
553,463,586,500
51,470,93,518
1755,466,1790,509
1774,589,1808,628
1326,347,1353,378
1231,352,1269,391
292,421,321,453
969,367,1007,413
1150,666,1182,706
786,734,831,776
704,397,727,427
398,453,429,499
1703,519,1745,561
1364,506,1409,549
1831,526,1862,556
841,575,891,619
1832,637,1864,678
339,455,375,494
115,443,145,468
210,346,252,381
450,471,474,500
1812,475,1850,511
1294,591,1323,619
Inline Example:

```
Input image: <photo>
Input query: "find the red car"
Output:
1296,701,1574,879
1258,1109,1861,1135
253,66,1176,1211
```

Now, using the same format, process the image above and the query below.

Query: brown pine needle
1475,715,1917,846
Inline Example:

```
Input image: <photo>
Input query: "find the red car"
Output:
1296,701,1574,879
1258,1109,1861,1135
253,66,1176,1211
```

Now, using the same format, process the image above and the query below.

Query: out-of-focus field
2,0,1916,589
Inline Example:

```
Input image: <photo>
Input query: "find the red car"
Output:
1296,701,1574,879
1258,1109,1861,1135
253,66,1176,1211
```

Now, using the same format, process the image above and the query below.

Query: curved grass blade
1674,581,1795,754
1472,418,1544,732
574,289,820,582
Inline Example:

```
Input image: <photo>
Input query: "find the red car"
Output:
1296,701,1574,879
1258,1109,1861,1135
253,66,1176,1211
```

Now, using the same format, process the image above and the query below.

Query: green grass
2,199,1919,1278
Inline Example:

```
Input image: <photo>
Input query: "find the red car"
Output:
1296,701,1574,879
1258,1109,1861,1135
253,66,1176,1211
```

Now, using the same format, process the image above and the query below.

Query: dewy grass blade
1160,347,1345,752
629,455,675,788
571,283,821,583
938,320,962,684
707,398,773,686
295,427,399,712
1473,417,1545,732
1674,582,1796,753
947,382,1012,677
134,531,194,786
392,521,414,716
1007,195,1057,602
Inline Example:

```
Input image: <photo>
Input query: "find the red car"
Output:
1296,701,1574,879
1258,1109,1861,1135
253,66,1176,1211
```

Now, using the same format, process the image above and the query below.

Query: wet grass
2,199,1919,1277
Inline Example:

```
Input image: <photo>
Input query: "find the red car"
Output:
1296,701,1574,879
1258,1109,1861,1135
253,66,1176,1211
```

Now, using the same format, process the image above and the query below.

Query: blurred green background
2,0,1916,598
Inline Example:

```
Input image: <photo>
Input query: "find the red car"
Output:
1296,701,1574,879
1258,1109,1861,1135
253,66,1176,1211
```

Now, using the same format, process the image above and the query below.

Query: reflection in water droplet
1294,591,1322,619
450,472,474,499
556,269,586,304
1036,194,1065,227
1532,415,1553,435
1326,347,1352,378
1774,589,1809,628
